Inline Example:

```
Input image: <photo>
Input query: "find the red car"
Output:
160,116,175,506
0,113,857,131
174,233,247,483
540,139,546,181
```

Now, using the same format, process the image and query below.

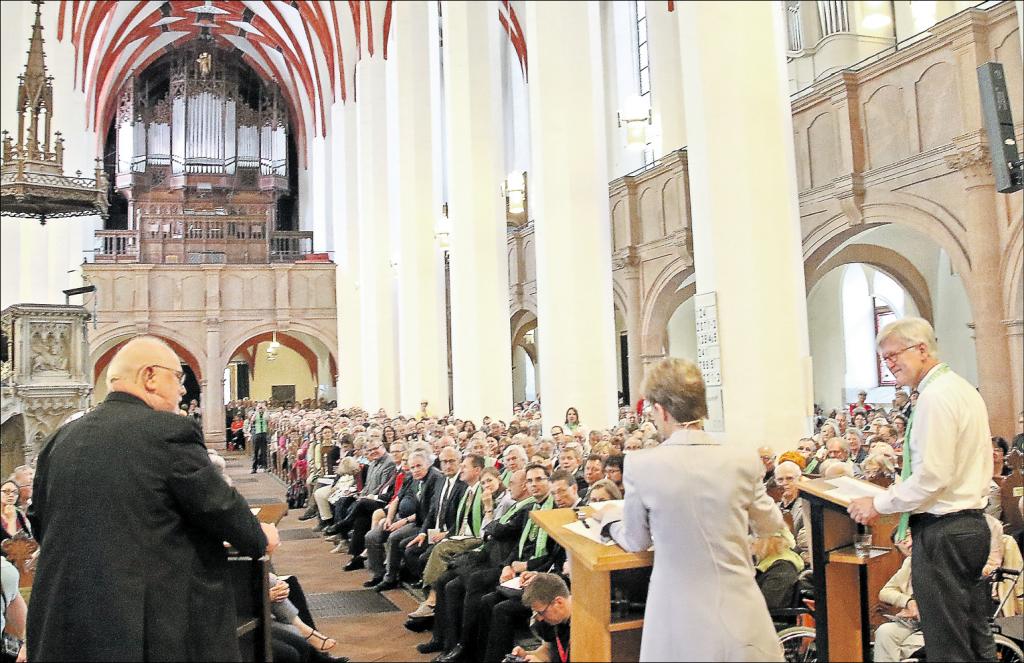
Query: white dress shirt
873,364,992,516
435,477,455,530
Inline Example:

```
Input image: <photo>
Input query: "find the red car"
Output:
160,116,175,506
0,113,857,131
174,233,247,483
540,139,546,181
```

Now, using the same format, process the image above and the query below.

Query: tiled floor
222,452,435,662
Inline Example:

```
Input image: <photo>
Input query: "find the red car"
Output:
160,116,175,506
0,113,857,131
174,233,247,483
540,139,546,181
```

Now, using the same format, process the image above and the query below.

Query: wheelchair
771,578,817,663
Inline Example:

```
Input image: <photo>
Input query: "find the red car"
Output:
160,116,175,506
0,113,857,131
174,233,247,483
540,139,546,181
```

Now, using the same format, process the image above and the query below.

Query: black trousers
432,569,462,647
459,567,501,655
251,432,268,471
384,530,421,582
910,510,995,662
481,592,531,662
403,541,432,580
346,498,383,556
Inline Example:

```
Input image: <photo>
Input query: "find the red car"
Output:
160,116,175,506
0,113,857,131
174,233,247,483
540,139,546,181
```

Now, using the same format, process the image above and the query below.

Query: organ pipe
118,45,287,181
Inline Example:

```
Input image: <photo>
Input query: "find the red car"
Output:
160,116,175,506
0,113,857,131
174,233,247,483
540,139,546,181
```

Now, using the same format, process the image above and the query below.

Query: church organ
106,44,304,265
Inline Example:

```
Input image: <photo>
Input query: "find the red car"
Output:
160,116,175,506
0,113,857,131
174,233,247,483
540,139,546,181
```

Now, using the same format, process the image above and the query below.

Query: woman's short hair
642,358,707,424
876,316,938,355
776,451,806,470
588,478,623,501
992,436,1010,455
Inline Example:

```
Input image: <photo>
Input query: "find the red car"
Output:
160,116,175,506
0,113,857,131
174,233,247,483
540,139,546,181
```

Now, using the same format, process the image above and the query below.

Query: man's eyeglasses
146,364,186,385
532,600,553,622
880,345,920,365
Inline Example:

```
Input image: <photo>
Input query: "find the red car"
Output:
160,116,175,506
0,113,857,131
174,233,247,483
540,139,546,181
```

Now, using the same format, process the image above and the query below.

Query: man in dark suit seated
27,336,280,662
401,446,467,594
365,450,444,590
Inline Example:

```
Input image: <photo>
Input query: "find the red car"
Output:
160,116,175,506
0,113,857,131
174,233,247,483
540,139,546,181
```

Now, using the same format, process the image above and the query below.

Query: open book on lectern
798,475,886,508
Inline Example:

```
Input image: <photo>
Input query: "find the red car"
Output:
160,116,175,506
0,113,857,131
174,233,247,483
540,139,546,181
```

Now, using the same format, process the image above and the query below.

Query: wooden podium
532,508,653,662
799,478,903,662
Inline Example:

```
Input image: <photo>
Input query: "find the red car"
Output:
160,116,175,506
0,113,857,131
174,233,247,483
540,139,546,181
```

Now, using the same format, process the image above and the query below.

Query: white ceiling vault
57,0,528,155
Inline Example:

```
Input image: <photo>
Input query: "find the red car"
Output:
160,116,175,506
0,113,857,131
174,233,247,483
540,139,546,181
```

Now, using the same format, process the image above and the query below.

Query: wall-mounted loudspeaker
976,62,1022,194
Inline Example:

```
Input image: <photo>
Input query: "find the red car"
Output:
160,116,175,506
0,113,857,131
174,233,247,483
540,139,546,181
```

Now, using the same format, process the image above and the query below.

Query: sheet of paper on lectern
824,476,886,502
564,520,616,545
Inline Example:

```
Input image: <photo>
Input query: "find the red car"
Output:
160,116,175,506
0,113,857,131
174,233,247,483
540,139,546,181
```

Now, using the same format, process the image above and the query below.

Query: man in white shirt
849,317,994,661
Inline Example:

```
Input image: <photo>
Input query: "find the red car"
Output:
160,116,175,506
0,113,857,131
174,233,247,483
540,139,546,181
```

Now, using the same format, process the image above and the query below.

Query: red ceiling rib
363,0,374,57
56,0,528,154
381,0,393,60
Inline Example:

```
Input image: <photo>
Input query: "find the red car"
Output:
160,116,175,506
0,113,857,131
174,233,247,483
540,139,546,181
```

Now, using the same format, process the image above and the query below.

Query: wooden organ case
111,43,298,265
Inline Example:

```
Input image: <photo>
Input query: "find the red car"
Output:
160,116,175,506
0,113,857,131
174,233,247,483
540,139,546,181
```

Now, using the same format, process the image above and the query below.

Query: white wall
666,296,697,360
808,266,847,411
932,249,978,385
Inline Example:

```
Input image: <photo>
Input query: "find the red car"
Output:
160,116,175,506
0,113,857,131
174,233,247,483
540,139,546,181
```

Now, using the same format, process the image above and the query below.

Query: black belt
908,509,984,528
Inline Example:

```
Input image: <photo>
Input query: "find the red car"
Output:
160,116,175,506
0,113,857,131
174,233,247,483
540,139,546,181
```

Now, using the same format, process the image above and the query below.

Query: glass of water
854,531,873,558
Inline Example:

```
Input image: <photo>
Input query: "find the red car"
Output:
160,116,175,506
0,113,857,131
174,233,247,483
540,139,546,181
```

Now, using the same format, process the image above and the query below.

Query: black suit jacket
27,392,266,662
414,467,445,527
422,476,467,535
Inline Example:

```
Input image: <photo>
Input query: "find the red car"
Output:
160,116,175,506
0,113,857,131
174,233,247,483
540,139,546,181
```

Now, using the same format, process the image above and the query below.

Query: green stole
500,468,512,486
895,363,951,541
471,496,534,552
454,484,485,537
518,494,555,560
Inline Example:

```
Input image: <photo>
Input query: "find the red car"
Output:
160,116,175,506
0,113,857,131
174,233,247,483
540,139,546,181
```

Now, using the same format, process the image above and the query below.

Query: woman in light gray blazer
605,358,785,661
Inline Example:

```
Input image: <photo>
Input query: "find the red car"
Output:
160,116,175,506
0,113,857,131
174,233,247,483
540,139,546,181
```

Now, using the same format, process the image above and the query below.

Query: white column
309,135,330,253
390,2,447,414
677,2,811,450
525,2,618,432
443,0,513,422
646,1,686,155
356,53,400,413
331,101,363,407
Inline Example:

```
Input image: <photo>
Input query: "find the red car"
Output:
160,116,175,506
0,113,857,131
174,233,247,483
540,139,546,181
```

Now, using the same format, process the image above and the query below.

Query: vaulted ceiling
57,0,528,154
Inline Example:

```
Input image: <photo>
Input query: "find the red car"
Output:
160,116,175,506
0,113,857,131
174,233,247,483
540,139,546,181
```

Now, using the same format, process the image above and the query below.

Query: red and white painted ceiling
57,0,528,151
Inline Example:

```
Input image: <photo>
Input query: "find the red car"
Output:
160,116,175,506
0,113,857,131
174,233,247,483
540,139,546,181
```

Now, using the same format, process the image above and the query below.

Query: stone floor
221,452,434,662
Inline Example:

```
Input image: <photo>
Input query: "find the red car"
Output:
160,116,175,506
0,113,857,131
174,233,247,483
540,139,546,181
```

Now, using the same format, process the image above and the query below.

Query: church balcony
89,224,317,265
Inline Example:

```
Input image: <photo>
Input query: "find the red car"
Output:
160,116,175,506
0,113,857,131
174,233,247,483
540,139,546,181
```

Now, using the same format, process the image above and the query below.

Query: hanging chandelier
0,1,108,225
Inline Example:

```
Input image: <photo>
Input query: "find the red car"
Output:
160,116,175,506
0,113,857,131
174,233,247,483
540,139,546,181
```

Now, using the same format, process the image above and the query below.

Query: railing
87,228,317,264
93,230,139,262
141,216,268,241
270,231,314,262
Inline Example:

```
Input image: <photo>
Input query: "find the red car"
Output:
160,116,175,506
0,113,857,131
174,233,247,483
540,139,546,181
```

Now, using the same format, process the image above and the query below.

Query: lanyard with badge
555,632,568,663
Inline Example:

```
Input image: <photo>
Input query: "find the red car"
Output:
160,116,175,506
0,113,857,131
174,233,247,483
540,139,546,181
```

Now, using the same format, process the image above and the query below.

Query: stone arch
224,331,335,384
219,320,337,377
639,260,696,357
91,336,205,387
611,279,629,322
89,324,206,383
803,190,972,292
806,244,934,323
510,308,538,365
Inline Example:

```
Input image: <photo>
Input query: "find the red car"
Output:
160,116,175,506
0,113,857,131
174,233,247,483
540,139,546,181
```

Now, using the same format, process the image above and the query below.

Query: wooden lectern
532,508,653,662
799,478,903,662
